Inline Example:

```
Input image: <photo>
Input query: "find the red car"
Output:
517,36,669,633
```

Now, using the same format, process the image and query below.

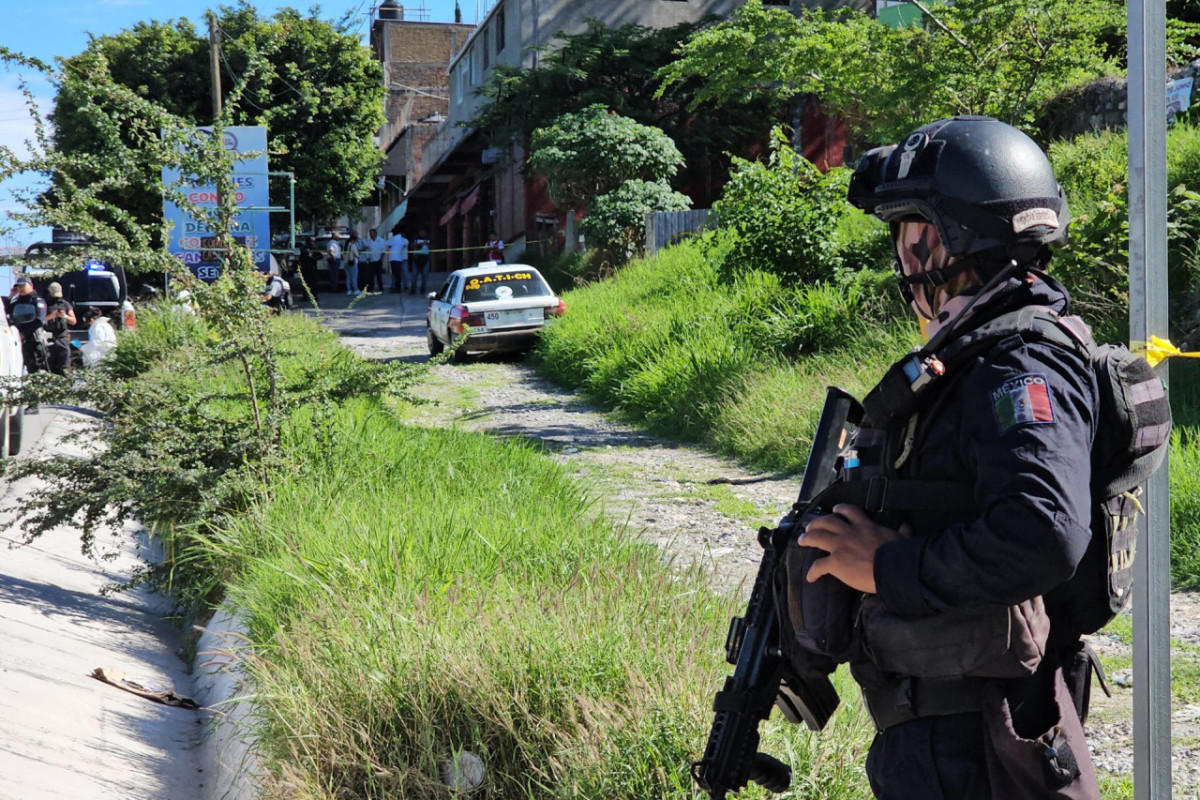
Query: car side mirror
426,292,437,302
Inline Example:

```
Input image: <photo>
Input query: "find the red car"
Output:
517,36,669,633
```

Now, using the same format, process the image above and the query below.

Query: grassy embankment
531,230,1200,800
124,122,1200,800
117,309,874,799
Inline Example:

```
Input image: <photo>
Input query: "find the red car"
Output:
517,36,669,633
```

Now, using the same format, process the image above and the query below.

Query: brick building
370,1,474,237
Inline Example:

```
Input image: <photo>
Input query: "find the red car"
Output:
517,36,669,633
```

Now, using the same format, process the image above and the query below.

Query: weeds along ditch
33,306,873,799
215,400,876,799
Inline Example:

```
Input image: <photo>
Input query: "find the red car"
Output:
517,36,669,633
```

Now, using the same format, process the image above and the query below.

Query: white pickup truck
0,264,27,458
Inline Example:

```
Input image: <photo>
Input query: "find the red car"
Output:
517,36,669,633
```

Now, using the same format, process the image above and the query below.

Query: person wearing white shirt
387,228,408,294
364,228,387,293
79,306,117,367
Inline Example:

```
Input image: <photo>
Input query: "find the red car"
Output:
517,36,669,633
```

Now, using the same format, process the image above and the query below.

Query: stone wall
1037,61,1200,141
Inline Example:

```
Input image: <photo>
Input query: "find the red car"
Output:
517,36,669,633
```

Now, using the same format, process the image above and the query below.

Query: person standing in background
484,232,505,263
344,232,362,296
43,281,76,375
410,232,431,294
8,276,48,378
364,227,386,293
387,227,409,294
326,234,343,291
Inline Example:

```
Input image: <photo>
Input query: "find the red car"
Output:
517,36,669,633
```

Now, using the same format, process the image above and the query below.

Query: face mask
894,221,966,321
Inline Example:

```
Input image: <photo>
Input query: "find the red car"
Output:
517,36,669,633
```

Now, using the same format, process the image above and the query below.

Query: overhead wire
214,21,308,106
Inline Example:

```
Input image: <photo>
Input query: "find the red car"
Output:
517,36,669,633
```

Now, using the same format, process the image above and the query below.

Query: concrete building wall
423,0,872,254
445,0,872,130
372,19,477,205
448,0,746,130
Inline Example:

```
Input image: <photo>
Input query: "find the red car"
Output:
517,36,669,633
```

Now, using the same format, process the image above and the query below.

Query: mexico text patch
991,373,1056,434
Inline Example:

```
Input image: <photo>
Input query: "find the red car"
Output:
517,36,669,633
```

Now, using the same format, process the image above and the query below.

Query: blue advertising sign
162,126,271,281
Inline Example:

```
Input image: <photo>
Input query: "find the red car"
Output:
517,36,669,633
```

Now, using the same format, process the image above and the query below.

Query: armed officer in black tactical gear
798,116,1102,799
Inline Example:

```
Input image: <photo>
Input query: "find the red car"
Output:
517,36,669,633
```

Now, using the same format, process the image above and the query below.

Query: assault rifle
691,387,863,799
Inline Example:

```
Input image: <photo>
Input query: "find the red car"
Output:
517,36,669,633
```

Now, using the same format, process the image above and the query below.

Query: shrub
1049,121,1200,329
835,207,894,274
713,128,850,285
579,178,691,262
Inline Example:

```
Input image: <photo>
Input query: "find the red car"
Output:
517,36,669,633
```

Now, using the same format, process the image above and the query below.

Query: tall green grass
534,235,915,470
532,233,1200,590
204,398,876,799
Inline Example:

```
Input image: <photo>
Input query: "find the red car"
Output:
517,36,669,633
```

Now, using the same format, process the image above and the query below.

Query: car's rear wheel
427,328,444,356
8,405,23,456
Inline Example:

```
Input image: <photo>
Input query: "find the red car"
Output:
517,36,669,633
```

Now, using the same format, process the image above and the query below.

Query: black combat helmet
848,116,1069,261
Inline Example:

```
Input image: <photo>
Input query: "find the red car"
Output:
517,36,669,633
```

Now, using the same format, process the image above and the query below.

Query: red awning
459,184,482,215
438,200,460,227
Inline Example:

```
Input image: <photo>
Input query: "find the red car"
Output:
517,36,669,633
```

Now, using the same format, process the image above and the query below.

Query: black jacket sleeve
874,337,1098,615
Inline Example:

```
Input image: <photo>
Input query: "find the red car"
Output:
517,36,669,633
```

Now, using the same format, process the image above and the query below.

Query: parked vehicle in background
290,229,349,293
0,278,26,457
426,262,565,361
23,238,136,335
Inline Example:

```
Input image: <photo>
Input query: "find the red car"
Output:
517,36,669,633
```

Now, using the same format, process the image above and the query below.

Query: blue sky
1,0,491,248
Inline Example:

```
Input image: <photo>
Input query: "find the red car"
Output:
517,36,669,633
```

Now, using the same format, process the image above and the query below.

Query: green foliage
527,105,686,211
1172,426,1200,590
533,234,912,464
659,0,1119,146
50,7,385,232
198,402,879,799
0,46,418,609
835,208,895,274
579,179,691,261
1048,121,1200,330
712,130,851,284
473,18,779,206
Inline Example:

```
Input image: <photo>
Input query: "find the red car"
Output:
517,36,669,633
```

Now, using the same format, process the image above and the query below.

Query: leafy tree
473,18,782,207
580,179,690,261
527,105,685,209
50,4,385,234
712,128,850,285
1,46,423,588
659,0,1121,147
527,106,690,260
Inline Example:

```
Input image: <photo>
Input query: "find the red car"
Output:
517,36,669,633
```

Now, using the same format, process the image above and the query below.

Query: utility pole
1127,0,1172,797
208,12,222,120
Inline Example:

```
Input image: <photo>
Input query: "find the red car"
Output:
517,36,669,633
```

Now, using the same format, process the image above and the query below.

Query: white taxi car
426,263,565,361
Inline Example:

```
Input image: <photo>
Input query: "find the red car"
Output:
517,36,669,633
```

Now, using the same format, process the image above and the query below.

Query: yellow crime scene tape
1135,335,1200,367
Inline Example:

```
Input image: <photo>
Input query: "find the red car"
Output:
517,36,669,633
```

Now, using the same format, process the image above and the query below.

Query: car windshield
87,273,121,303
461,270,550,303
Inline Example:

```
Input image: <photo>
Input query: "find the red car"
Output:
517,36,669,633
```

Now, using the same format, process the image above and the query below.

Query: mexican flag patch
991,373,1055,434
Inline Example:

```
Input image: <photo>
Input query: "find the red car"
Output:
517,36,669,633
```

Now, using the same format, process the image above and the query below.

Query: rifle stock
691,388,862,799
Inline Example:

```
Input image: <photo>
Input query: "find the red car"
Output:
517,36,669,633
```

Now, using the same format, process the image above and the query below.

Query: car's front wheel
427,328,444,356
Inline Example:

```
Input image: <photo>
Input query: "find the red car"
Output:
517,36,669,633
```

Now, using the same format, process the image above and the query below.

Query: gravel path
307,289,1199,795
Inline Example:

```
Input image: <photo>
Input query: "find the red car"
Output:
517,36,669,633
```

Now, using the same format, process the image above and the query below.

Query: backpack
862,306,1172,639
